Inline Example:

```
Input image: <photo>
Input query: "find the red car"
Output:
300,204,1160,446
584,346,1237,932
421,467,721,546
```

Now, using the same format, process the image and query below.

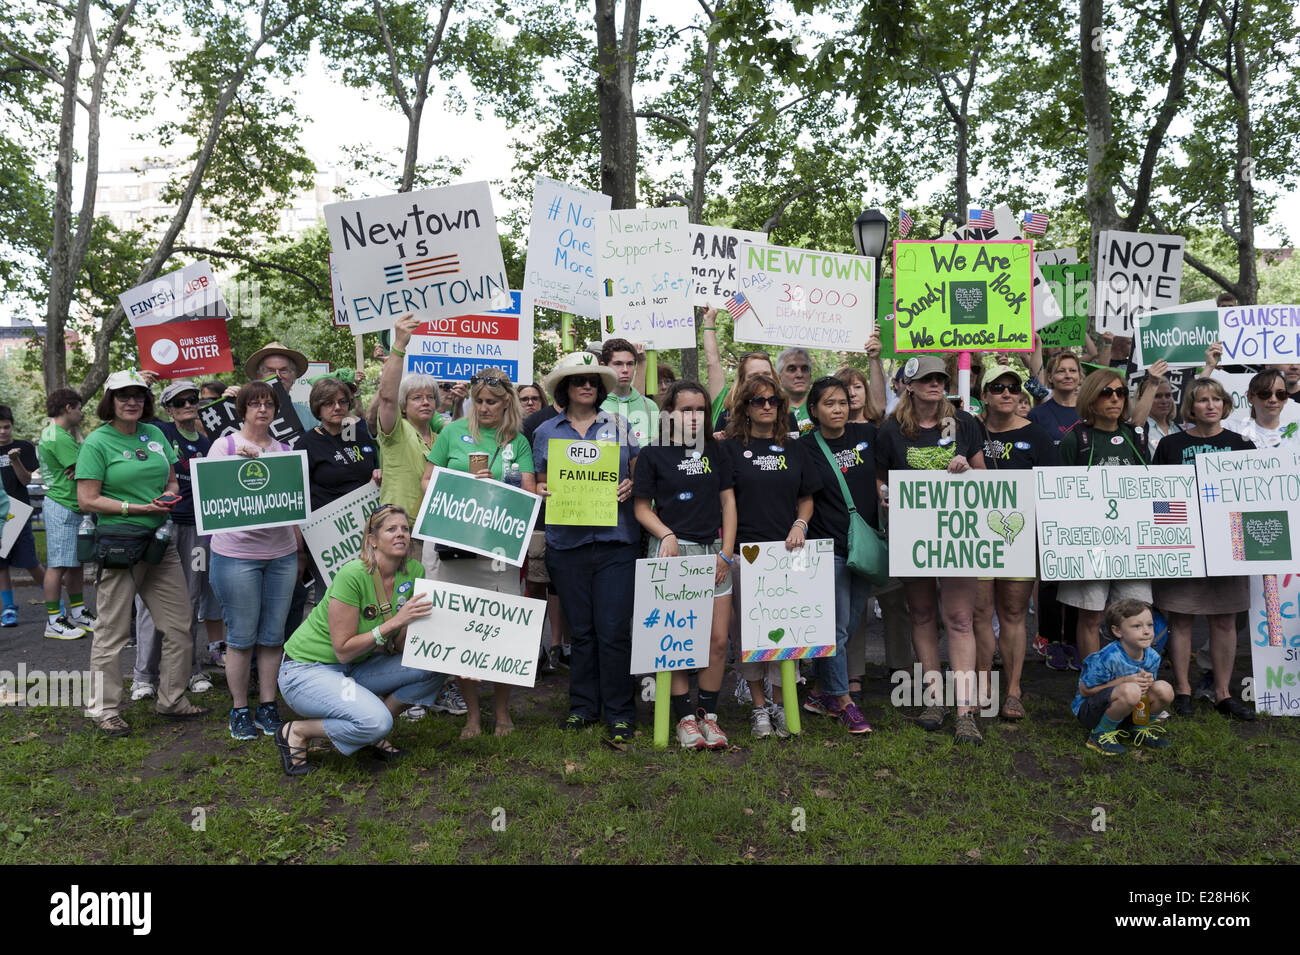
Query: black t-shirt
0,438,37,504
802,424,880,555
725,435,823,544
522,406,561,445
874,409,984,476
1027,398,1080,446
301,420,381,511
1153,427,1256,466
632,441,734,544
981,421,1059,471
156,422,211,525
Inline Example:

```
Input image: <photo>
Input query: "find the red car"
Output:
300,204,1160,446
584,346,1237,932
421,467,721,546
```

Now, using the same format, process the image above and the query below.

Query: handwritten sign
889,472,1037,577
734,244,874,350
523,176,611,319
954,203,1062,329
738,539,836,662
405,290,534,384
1038,263,1089,347
544,438,619,526
1,499,33,559
300,482,381,584
402,579,545,688
412,468,540,566
325,181,510,335
630,555,717,673
595,207,694,349
1132,306,1219,369
191,451,309,536
690,225,767,307
1218,305,1300,364
119,261,233,379
1249,572,1300,716
1195,447,1300,575
1034,465,1204,580
1035,248,1077,266
1095,229,1185,334
329,253,350,327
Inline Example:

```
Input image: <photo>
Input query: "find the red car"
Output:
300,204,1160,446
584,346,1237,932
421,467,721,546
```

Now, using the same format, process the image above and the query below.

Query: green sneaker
1086,727,1127,756
1128,723,1171,749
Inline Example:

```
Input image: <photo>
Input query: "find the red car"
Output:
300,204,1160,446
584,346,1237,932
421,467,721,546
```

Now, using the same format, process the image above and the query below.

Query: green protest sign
192,451,309,535
876,277,903,360
1038,264,1089,349
1133,306,1219,369
892,240,1034,352
413,468,541,566
546,438,619,526
300,481,381,583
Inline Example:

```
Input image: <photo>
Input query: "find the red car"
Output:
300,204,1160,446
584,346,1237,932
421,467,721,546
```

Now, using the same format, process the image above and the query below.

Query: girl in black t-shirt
634,381,737,750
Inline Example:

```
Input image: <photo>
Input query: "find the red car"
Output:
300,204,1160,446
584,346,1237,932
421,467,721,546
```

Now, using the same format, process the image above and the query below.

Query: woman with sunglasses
972,365,1057,720
301,376,381,513
724,372,821,738
1225,369,1300,448
420,368,535,738
633,380,736,749
701,307,794,436
875,356,987,743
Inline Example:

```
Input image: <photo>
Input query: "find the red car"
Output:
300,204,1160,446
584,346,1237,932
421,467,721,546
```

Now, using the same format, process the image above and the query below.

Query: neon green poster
546,439,619,526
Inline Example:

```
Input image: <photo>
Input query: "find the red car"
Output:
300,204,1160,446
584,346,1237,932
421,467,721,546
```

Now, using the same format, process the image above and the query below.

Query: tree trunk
680,26,718,383
595,0,640,209
1079,0,1121,260
1231,6,1257,304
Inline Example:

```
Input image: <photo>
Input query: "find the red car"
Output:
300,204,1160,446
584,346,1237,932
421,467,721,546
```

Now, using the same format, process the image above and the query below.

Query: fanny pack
96,529,158,569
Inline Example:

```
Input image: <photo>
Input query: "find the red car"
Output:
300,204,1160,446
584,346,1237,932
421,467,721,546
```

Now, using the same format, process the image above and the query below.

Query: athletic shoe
764,702,791,739
802,692,840,717
1172,693,1195,718
1,607,17,627
401,705,427,722
676,714,706,750
1065,645,1082,671
953,712,983,745
254,702,284,735
188,672,213,694
837,702,872,735
94,714,131,738
734,677,752,705
547,646,568,671
129,681,156,702
1031,634,1049,657
1215,696,1255,721
1044,642,1070,671
750,706,773,739
608,721,635,744
1128,723,1171,749
561,713,597,731
918,705,947,731
209,643,226,667
228,707,259,741
431,681,468,715
68,608,96,629
1086,727,1127,755
1193,671,1215,702
696,711,728,749
44,615,87,641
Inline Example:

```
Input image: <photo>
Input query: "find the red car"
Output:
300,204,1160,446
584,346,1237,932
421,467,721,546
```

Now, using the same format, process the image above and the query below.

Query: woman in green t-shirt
419,368,535,738
274,505,443,775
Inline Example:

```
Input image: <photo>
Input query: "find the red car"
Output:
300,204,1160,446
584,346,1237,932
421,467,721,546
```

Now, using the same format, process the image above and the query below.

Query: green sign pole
561,312,575,352
781,661,802,734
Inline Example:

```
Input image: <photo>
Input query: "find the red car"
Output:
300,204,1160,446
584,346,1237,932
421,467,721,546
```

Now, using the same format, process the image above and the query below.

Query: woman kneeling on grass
274,506,449,776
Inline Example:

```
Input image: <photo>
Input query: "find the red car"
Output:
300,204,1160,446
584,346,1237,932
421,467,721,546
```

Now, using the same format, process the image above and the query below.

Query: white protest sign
300,481,381,585
405,290,534,385
325,181,510,336
630,555,717,673
738,539,836,662
953,203,1064,329
1035,465,1205,580
1217,305,1300,365
289,362,331,405
1195,447,1300,575
690,224,767,307
328,253,350,327
595,207,695,349
1248,572,1300,716
523,177,611,319
1035,248,1077,266
889,471,1037,577
1095,229,1185,334
118,261,230,328
734,244,874,350
401,579,545,688
1,498,33,558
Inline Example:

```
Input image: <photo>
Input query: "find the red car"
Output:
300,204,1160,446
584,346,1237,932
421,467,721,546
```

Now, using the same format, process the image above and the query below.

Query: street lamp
852,208,890,260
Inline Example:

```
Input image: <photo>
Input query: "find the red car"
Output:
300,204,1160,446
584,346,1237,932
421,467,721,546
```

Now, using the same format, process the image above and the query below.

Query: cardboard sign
405,289,533,384
523,176,612,319
1249,572,1300,716
734,244,875,350
1,498,33,559
1132,306,1219,369
1035,248,1077,266
1035,465,1205,580
630,555,718,673
1218,305,1300,364
329,253,350,327
738,539,836,662
402,579,545,688
544,438,619,526
595,207,695,349
300,481,382,584
119,261,229,328
889,472,1037,577
412,468,541,567
1195,447,1300,574
325,181,511,335
191,450,309,535
135,317,234,379
198,379,305,450
690,224,768,307
892,240,1034,352
1095,230,1185,334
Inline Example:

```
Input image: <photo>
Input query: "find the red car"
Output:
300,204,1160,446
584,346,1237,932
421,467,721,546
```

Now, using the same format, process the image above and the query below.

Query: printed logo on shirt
675,455,713,476
905,444,957,470
502,447,514,461
984,438,1014,462
833,446,863,470
749,453,788,472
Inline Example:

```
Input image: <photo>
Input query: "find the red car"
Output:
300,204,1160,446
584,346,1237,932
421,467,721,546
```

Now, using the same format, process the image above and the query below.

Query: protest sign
300,481,381,584
289,362,330,405
119,261,233,378
889,472,1037,577
876,277,903,360
690,224,767,307
1194,447,1300,575
1132,306,1219,369
544,438,619,526
1095,230,1185,334
324,181,510,336
954,203,1063,329
412,468,540,566
1034,465,1204,580
595,207,694,349
738,538,836,662
198,379,305,450
1038,263,1089,346
329,253,350,327
1248,572,1300,716
893,240,1033,352
119,261,229,328
1216,372,1258,419
523,177,612,319
1,499,33,559
734,244,874,350
1217,305,1300,364
1035,248,1077,266
192,450,309,535
405,290,534,384
630,555,717,673
402,579,545,689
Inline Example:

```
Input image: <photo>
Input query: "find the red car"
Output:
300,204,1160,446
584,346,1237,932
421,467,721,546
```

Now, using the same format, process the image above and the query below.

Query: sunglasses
1253,388,1288,401
984,382,1021,395
115,391,148,403
569,375,602,388
1097,386,1126,399
914,374,948,385
168,396,199,407
747,395,780,408
471,376,511,389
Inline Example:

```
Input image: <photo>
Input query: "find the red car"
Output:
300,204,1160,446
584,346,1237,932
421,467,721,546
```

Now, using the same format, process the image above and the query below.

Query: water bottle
145,518,173,564
504,463,523,488
76,514,97,562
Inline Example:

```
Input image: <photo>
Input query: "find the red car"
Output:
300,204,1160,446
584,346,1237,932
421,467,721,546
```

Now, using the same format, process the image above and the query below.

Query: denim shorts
644,536,732,597
42,497,81,568
209,551,297,650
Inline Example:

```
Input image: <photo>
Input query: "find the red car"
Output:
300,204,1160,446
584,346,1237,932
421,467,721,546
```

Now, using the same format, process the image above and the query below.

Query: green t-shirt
38,423,82,511
710,387,729,424
601,389,659,444
427,418,534,479
75,423,178,532
285,557,424,664
377,416,440,518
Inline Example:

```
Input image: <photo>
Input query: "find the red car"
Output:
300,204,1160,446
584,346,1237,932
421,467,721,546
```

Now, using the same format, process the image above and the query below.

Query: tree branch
705,89,820,173
1142,204,1238,294
372,0,412,119
635,108,692,135
171,245,329,301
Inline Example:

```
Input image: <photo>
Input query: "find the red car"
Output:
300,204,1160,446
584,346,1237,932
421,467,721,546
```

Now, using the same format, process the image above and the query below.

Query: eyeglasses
1097,387,1126,399
747,395,780,408
168,396,199,408
471,376,511,389
323,397,351,408
246,400,277,410
984,382,1021,395
569,375,602,388
520,394,542,403
1253,388,1288,401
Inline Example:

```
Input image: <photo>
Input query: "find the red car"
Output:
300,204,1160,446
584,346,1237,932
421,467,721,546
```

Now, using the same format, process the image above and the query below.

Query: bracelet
390,346,406,357
702,325,716,331
792,519,808,530
662,532,676,539
719,553,734,565
121,500,130,517
371,625,386,646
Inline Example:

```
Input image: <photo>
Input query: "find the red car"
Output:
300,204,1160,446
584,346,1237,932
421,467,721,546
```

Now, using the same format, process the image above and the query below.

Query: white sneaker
188,673,213,694
676,714,706,749
68,608,96,629
765,701,791,739
696,712,729,750
750,706,773,739
734,677,752,704
401,704,428,722
130,681,156,702
44,616,87,640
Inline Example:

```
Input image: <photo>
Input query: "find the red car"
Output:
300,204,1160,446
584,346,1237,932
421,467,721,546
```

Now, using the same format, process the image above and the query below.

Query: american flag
968,207,995,229
1153,501,1188,524
899,210,914,238
724,292,752,318
1022,211,1049,235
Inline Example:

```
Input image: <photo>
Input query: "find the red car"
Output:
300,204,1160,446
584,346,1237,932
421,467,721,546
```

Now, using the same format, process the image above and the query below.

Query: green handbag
813,432,889,586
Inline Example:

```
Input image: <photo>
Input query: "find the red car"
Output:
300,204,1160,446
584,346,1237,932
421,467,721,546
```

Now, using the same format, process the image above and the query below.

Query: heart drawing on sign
767,628,785,644
1246,518,1285,547
954,286,984,311
986,510,1027,545
742,545,760,564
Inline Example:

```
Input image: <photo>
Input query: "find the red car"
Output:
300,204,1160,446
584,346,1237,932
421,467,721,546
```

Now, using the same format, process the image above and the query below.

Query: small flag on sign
1022,211,1049,235
899,210,914,238
1152,501,1188,524
968,207,995,229
725,291,758,324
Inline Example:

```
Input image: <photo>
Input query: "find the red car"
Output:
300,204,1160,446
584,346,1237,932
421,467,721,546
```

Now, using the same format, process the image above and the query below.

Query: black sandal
367,739,406,762
274,721,314,776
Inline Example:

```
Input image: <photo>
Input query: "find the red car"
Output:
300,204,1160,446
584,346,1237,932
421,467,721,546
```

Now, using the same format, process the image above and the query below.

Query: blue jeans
278,655,448,755
547,541,638,726
209,552,296,650
814,554,871,697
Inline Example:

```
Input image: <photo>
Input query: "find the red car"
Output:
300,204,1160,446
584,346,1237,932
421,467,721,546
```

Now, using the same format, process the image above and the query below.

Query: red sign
135,318,233,379
412,313,518,341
